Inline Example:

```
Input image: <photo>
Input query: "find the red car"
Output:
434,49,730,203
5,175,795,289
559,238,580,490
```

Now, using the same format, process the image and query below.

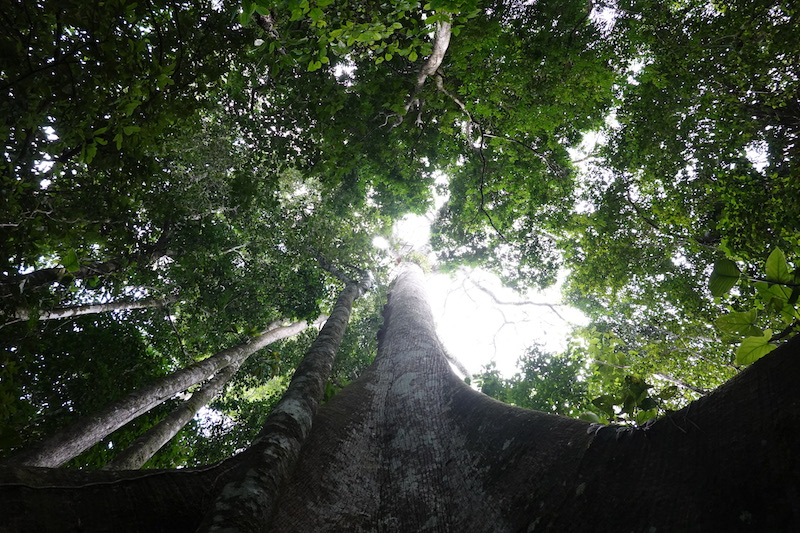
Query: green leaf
658,385,679,401
735,330,777,365
756,281,792,310
765,248,793,284
709,258,740,297
715,309,762,337
638,397,658,410
123,101,141,116
591,394,616,417
578,411,602,423
308,7,323,22
408,50,418,62
84,142,97,163
62,250,80,273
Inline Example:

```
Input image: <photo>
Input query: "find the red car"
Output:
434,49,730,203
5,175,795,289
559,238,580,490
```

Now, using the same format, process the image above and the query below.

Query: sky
383,214,587,379
375,134,601,379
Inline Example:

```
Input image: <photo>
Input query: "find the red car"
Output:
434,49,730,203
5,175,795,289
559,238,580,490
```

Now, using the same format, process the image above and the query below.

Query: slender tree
3,319,318,468
102,360,242,471
199,273,373,530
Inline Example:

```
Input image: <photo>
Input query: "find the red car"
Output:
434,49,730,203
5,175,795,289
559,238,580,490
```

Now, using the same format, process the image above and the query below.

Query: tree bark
1,264,799,531
197,275,372,532
269,263,800,531
3,319,317,468
12,295,178,321
102,360,242,471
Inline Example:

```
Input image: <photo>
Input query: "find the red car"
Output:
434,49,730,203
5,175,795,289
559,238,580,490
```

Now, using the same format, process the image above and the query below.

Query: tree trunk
12,295,178,321
3,319,317,468
102,360,242,471
197,275,372,531
1,264,799,531
270,263,800,530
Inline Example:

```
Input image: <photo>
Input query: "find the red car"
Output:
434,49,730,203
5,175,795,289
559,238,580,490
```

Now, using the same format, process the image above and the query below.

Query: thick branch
13,295,178,321
388,20,452,128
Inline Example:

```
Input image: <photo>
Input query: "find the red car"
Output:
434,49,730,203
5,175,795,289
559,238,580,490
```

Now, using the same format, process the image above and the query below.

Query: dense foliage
1,0,798,465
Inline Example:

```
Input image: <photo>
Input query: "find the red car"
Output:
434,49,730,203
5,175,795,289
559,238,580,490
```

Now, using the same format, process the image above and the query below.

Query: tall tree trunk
102,360,242,471
3,319,317,468
197,275,372,532
12,295,178,322
1,264,799,531
270,263,800,530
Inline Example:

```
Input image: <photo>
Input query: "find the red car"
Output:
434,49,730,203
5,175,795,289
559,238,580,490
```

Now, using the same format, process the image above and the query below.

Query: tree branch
387,20,452,129
12,295,178,322
464,271,567,322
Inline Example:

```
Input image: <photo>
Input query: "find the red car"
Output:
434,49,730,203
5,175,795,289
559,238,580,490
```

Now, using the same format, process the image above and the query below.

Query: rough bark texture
269,264,589,530
197,277,370,532
3,320,314,468
102,360,242,471
270,264,800,531
1,264,799,531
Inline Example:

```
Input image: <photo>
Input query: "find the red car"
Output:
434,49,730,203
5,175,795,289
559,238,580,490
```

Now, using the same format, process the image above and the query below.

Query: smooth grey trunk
13,295,178,321
4,319,317,468
102,360,242,471
198,275,371,532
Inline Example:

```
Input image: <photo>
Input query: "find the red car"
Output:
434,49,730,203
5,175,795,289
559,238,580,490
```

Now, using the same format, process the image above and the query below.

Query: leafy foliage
474,345,589,417
2,0,799,465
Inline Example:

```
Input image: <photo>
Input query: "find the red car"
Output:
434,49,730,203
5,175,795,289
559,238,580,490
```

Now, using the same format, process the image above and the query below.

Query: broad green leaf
715,309,762,337
123,100,140,116
658,385,679,401
709,258,740,297
62,250,80,273
765,248,793,284
735,330,777,365
578,411,602,423
756,281,792,310
591,394,616,417
308,7,323,22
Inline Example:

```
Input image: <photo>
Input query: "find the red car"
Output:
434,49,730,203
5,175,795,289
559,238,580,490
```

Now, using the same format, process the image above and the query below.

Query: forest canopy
1,0,798,467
